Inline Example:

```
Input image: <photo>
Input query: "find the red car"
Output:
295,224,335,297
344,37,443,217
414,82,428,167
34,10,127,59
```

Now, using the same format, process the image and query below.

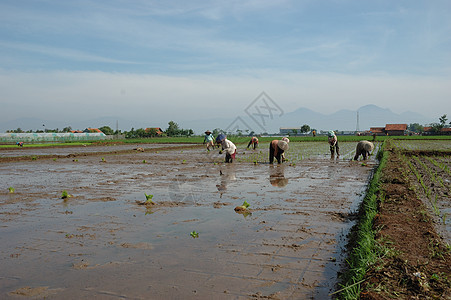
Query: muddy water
0,143,189,158
0,142,377,299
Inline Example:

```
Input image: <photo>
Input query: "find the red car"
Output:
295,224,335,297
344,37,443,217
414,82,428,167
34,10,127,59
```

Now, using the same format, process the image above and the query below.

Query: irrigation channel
0,142,380,299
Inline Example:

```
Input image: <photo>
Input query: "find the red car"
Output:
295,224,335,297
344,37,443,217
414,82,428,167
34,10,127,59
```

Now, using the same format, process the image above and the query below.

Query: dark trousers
248,141,258,150
330,142,339,156
269,144,284,164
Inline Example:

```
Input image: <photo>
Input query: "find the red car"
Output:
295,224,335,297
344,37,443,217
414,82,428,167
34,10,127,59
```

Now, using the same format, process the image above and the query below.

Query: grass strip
337,140,389,299
2,135,449,148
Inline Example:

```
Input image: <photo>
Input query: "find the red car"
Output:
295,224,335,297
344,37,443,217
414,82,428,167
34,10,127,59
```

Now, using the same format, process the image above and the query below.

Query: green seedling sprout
190,231,199,238
235,200,250,213
61,190,72,199
8,187,15,193
101,157,106,162
143,160,147,163
182,159,186,164
144,193,154,204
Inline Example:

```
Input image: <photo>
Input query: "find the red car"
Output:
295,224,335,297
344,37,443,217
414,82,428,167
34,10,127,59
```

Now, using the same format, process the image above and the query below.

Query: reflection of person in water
216,166,236,197
269,165,288,187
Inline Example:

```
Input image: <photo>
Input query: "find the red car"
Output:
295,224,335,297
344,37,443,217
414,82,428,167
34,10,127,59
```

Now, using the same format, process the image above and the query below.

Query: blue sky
0,0,450,129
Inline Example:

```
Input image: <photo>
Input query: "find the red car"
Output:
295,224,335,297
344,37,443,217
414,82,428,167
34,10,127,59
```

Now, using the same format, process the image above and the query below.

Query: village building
145,127,164,136
384,124,407,136
369,127,385,136
423,127,451,135
279,127,302,135
368,124,407,136
83,128,104,133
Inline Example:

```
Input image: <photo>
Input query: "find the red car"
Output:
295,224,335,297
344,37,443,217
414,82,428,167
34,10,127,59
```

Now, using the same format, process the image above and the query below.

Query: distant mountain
0,105,435,134
178,104,434,134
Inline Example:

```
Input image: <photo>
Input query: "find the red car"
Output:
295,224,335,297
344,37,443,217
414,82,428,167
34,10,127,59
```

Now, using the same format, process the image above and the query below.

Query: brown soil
0,143,202,163
361,148,451,299
0,142,375,299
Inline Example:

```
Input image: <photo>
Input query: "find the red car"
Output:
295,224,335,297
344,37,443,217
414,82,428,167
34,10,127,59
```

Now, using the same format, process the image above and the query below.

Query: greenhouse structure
0,133,107,143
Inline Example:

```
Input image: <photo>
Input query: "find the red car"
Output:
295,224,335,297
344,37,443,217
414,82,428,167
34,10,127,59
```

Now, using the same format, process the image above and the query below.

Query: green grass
338,140,389,299
1,135,449,148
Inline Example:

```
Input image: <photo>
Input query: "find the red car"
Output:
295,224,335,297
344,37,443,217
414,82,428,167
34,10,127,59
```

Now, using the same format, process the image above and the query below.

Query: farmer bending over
354,140,374,161
269,139,289,164
247,136,259,150
327,131,339,158
216,134,236,163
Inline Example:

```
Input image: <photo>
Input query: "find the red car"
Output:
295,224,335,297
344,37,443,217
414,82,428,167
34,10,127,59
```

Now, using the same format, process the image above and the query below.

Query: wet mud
0,142,378,299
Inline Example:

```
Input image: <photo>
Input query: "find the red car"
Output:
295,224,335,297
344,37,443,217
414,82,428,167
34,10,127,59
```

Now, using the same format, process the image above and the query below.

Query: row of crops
403,153,450,225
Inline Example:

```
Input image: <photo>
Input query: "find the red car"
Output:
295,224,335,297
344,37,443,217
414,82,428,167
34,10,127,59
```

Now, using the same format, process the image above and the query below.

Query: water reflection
269,165,288,187
216,165,236,197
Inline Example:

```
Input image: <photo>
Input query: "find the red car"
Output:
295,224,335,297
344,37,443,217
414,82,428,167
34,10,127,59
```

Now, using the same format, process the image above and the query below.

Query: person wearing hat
203,130,215,151
269,139,289,164
247,136,259,150
216,134,237,163
354,140,374,161
281,137,290,162
327,130,340,158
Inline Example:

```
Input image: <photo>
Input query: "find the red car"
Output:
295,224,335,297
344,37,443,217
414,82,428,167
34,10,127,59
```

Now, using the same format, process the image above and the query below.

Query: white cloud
0,41,137,64
0,69,449,125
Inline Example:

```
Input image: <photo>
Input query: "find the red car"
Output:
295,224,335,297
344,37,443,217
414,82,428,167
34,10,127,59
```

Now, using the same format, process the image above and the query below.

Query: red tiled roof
87,128,103,133
145,127,163,134
385,124,407,131
370,127,385,133
423,127,451,132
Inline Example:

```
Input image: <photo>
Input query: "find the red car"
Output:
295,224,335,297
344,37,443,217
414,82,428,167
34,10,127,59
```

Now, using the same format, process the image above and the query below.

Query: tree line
6,115,449,137
6,121,195,138
408,114,450,134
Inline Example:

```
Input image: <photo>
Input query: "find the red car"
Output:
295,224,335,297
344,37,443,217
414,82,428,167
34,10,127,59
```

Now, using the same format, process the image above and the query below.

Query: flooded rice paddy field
0,143,187,158
393,140,451,244
0,141,380,299
392,139,451,151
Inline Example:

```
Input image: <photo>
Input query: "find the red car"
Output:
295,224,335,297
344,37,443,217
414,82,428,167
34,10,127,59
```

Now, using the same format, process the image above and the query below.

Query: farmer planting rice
203,130,215,151
354,140,374,160
269,139,289,164
281,137,290,162
247,136,259,150
216,134,236,163
327,130,340,158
